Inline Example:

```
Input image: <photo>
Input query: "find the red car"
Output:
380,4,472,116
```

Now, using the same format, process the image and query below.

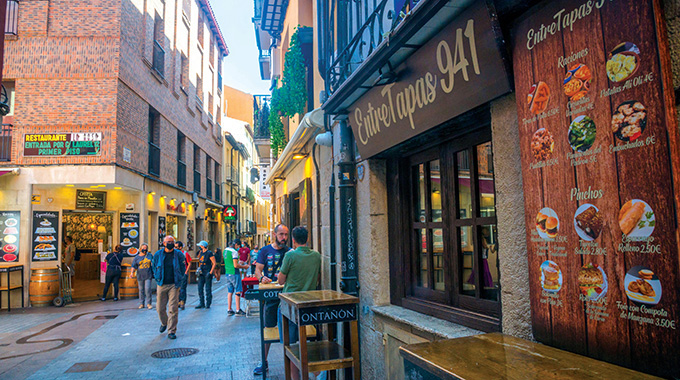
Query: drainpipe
337,119,358,296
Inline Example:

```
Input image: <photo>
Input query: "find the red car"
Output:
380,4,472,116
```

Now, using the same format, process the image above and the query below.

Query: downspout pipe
337,118,358,296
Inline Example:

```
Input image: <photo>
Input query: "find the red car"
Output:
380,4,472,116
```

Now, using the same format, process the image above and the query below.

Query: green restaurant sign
24,132,102,157
223,205,237,222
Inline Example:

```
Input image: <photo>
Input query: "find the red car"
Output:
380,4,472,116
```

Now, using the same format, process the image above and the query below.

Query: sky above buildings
212,0,271,96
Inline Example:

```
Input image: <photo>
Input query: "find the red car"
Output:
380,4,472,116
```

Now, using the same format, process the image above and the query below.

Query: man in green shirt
277,226,320,347
225,239,249,316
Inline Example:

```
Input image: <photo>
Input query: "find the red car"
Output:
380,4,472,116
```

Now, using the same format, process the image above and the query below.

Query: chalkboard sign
31,211,59,261
76,190,106,210
0,211,20,263
512,0,680,377
120,213,140,256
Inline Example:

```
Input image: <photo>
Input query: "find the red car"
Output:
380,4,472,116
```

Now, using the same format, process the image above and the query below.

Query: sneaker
100,298,106,302
227,310,235,316
168,333,176,339
138,305,144,309
253,362,268,375
195,304,205,309
113,298,118,301
178,301,184,310
235,310,246,317
159,325,167,333
147,304,153,310
206,305,211,309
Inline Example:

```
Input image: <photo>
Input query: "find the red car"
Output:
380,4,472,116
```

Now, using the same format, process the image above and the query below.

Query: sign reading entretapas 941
24,133,102,156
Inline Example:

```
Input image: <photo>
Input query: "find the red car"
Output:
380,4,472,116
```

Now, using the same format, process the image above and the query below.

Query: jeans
197,273,213,306
102,270,121,299
138,278,152,306
179,274,188,302
157,284,179,333
278,306,299,344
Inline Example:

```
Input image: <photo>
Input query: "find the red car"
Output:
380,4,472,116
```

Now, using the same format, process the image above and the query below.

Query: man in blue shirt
152,235,186,339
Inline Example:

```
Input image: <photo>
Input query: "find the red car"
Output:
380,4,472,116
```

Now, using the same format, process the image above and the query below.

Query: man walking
253,224,290,376
195,241,216,309
175,241,192,310
224,239,249,316
152,235,186,339
277,226,321,350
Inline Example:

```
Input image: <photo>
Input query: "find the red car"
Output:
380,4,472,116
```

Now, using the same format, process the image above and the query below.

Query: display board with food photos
31,211,59,261
0,211,20,262
158,216,166,250
513,0,680,377
119,213,140,257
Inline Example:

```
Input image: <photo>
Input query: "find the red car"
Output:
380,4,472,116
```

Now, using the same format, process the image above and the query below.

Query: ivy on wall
269,27,307,156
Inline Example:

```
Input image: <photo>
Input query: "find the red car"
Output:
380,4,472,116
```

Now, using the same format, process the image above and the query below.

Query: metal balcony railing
178,161,186,188
152,40,165,78
5,1,18,35
194,170,201,194
206,178,213,199
0,124,12,161
148,142,160,176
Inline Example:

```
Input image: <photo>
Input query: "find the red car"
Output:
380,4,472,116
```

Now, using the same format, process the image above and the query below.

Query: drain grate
151,348,199,359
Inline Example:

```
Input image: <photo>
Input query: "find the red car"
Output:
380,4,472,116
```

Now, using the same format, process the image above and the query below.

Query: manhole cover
151,348,199,359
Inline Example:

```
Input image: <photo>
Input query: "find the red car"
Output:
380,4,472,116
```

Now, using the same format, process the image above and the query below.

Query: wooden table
244,282,285,380
279,290,360,380
0,264,24,311
399,333,662,379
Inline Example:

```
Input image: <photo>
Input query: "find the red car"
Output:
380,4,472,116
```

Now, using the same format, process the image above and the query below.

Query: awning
266,108,324,185
205,199,224,209
0,168,20,177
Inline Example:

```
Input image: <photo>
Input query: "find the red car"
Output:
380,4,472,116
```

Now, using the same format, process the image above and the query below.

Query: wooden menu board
512,0,680,377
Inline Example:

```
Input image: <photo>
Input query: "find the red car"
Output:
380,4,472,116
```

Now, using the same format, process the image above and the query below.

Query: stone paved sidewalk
0,281,287,380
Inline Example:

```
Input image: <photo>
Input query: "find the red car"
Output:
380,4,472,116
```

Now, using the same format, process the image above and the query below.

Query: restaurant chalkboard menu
119,213,140,257
512,0,680,377
76,190,106,210
0,211,20,262
31,211,59,261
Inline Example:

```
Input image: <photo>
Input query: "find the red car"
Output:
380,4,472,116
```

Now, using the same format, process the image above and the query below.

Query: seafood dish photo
611,101,647,141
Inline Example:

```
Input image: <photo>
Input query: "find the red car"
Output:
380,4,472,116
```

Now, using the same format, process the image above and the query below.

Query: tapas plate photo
540,260,562,293
39,219,52,227
611,101,647,142
127,247,139,256
607,42,640,83
573,204,603,241
624,266,662,305
578,263,608,301
3,235,17,244
568,115,597,152
3,253,17,262
121,238,133,247
619,199,655,240
128,229,138,238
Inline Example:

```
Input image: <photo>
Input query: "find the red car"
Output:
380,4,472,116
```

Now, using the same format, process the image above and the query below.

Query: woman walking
131,243,153,309
101,245,124,301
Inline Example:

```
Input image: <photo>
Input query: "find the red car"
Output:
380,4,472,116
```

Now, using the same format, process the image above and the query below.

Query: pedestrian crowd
96,223,321,379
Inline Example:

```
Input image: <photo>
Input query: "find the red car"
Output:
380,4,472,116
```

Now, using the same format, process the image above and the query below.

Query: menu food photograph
0,211,20,263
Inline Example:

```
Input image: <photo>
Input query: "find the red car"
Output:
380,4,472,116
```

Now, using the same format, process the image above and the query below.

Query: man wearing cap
224,239,250,316
152,235,186,339
195,240,217,309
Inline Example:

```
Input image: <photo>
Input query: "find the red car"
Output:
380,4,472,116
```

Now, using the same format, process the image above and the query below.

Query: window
152,12,165,77
180,54,189,92
148,107,161,176
215,162,221,202
206,156,212,199
193,143,201,194
390,127,500,331
1,81,15,116
197,11,204,47
177,132,186,187
196,74,203,106
5,1,18,35
182,0,191,22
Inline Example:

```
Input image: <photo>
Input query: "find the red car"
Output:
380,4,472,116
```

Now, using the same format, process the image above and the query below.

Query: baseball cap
197,241,208,248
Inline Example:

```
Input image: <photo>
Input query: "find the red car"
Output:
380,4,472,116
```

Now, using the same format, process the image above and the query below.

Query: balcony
148,142,160,176
152,40,165,78
194,170,201,194
0,124,12,161
206,178,213,199
5,1,18,35
178,161,186,188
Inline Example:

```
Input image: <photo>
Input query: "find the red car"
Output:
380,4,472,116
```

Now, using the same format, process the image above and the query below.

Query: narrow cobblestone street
0,282,285,380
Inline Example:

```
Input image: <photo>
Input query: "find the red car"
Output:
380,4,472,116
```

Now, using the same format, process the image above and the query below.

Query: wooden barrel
29,268,60,307
119,266,138,299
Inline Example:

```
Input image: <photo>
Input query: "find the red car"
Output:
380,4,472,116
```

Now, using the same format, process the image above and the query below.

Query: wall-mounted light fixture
292,153,307,160
149,191,156,195
273,177,285,182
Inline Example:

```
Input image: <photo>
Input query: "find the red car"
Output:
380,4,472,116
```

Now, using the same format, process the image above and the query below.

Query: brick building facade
0,0,228,308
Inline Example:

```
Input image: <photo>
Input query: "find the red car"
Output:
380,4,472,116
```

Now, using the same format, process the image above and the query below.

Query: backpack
74,248,81,262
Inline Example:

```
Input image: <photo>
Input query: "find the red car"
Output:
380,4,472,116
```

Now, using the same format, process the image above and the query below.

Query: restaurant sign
347,2,511,159
223,205,237,222
512,0,680,377
75,190,106,210
24,132,102,157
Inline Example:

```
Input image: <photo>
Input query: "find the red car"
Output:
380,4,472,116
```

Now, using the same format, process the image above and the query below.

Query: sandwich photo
536,208,559,240
619,199,655,240
578,263,607,301
540,260,562,293
574,204,603,241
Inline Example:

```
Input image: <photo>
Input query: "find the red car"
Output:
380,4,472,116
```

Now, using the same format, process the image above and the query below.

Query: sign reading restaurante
512,0,680,377
347,2,511,159
24,132,102,157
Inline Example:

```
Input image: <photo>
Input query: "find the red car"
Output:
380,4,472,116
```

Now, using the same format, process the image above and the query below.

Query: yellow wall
223,86,254,126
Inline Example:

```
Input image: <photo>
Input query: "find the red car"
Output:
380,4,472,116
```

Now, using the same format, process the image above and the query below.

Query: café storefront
321,0,680,378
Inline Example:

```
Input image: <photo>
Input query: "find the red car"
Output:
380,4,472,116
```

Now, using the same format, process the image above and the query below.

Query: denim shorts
277,306,299,344
225,273,242,293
